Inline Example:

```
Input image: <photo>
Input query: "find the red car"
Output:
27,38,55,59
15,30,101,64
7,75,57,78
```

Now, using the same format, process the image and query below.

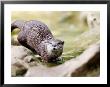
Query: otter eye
48,42,52,44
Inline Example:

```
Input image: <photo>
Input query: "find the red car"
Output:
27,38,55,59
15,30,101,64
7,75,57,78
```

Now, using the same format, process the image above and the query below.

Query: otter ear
61,41,64,45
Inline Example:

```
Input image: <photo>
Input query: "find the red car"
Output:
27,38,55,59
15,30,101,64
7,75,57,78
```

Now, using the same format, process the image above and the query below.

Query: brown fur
11,20,64,62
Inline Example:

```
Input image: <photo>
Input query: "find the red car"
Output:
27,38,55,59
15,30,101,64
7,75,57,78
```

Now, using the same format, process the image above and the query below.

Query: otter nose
53,48,56,50
53,46,57,50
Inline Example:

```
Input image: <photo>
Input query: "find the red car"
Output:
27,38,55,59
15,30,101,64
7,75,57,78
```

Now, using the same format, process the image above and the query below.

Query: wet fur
11,20,64,62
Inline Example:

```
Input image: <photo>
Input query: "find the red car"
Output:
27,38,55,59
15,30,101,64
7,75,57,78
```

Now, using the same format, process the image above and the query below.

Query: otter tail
11,20,25,32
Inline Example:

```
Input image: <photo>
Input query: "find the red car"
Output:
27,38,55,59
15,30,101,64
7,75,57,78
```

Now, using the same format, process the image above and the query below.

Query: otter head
43,39,64,62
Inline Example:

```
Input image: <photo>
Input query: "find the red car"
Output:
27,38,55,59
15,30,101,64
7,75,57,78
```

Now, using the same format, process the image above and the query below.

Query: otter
11,20,64,62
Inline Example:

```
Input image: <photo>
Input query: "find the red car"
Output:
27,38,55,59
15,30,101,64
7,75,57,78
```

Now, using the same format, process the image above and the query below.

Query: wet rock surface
11,42,100,77
24,42,100,77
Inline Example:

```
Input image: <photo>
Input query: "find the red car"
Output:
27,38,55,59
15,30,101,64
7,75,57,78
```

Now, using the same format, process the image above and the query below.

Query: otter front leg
39,51,49,63
17,31,36,53
37,45,49,62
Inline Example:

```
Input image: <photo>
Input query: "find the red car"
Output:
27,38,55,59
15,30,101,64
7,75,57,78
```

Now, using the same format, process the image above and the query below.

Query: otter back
11,20,64,62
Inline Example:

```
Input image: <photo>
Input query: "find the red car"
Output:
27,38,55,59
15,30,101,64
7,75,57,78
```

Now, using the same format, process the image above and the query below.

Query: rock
11,63,27,77
11,46,32,64
11,35,20,45
24,56,34,63
87,12,100,29
11,46,34,76
25,42,100,77
80,11,100,29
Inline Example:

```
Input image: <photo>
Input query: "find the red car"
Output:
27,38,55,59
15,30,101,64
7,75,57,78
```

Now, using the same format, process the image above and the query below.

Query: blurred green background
11,11,100,63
